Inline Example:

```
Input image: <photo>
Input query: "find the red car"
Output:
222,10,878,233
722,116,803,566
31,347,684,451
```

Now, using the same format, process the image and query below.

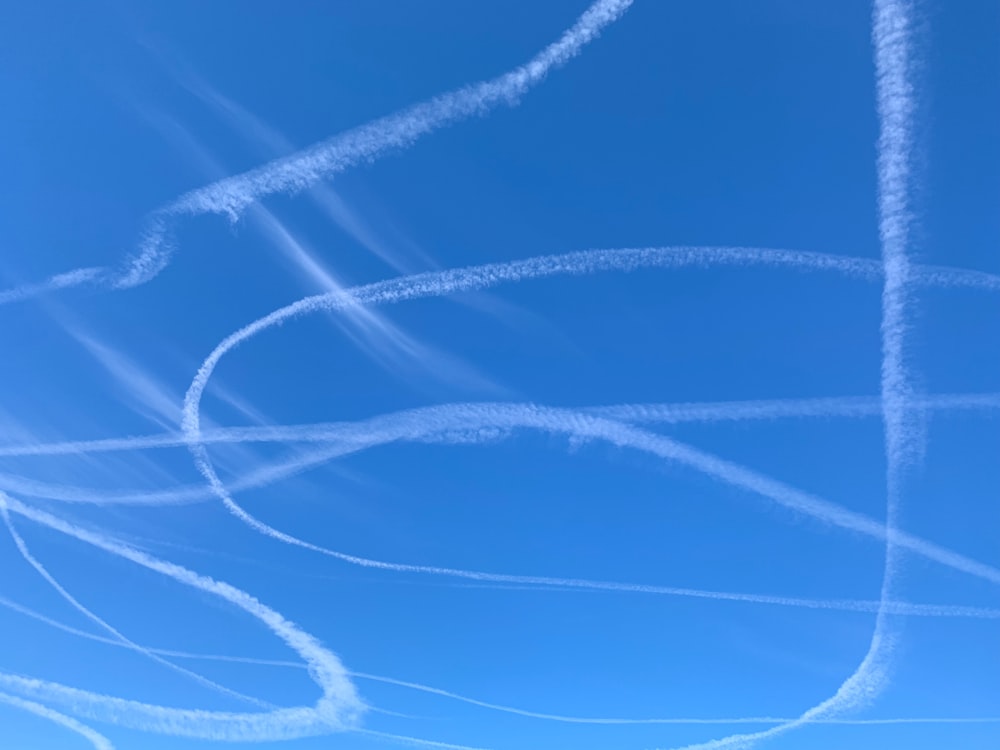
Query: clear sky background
0,1,998,749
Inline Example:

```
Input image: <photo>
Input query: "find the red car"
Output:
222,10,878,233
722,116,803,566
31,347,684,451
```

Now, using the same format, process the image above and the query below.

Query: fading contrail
0,500,272,710
662,3,922,748
0,692,114,750
0,0,633,304
0,493,364,742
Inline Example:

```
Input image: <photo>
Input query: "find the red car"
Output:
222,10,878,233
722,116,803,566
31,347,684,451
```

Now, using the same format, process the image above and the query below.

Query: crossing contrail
661,2,923,748
0,493,365,742
0,0,634,304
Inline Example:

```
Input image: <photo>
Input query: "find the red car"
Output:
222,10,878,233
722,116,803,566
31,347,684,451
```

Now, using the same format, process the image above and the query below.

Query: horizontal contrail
180,242,1000,465
176,401,1000,586
0,493,364,742
0,692,114,750
351,673,1000,727
2,389,997,459
1,595,995,730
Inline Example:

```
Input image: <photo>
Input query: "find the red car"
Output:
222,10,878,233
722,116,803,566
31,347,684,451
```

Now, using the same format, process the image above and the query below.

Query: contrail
179,243,1000,472
178,401,1000,586
0,493,365,742
2,592,996,731
0,692,114,750
0,0,633,304
660,3,922,748
159,0,634,221
0,500,272,710
177,242,1000,589
350,673,1000,727
2,389,998,459
0,268,105,305
3,388,998,508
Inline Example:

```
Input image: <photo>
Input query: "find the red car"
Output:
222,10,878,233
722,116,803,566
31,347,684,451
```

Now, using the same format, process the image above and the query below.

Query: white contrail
350,673,1000,727
0,692,114,750
659,3,921,748
2,593,996,730
0,493,364,742
1,389,997,508
179,401,1000,586
161,0,634,220
180,243,1000,455
0,502,272,710
177,242,1000,588
0,0,633,302
113,0,634,289
2,555,996,658
0,268,106,306
3,389,998,459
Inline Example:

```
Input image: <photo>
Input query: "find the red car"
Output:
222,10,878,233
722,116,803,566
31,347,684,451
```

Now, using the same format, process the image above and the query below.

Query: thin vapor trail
0,493,364,742
3,556,997,663
2,593,997,731
350,673,1000,727
661,3,921,748
0,502,272,710
2,389,998,459
0,692,114,750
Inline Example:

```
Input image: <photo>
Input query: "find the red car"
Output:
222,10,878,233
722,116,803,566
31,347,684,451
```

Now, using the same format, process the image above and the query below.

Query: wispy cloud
247,201,504,395
0,0,634,306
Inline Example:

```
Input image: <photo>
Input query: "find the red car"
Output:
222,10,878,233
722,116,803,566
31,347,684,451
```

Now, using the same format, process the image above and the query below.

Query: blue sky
0,1,998,749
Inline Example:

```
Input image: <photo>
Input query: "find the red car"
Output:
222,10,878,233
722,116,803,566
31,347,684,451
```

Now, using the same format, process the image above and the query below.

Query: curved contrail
662,3,921,748
2,594,997,730
176,244,1000,592
2,389,999,459
0,692,114,750
0,493,364,742
0,501,272,710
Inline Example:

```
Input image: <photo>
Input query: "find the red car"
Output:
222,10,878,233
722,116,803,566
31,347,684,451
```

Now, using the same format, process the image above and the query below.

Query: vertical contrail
660,2,921,748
